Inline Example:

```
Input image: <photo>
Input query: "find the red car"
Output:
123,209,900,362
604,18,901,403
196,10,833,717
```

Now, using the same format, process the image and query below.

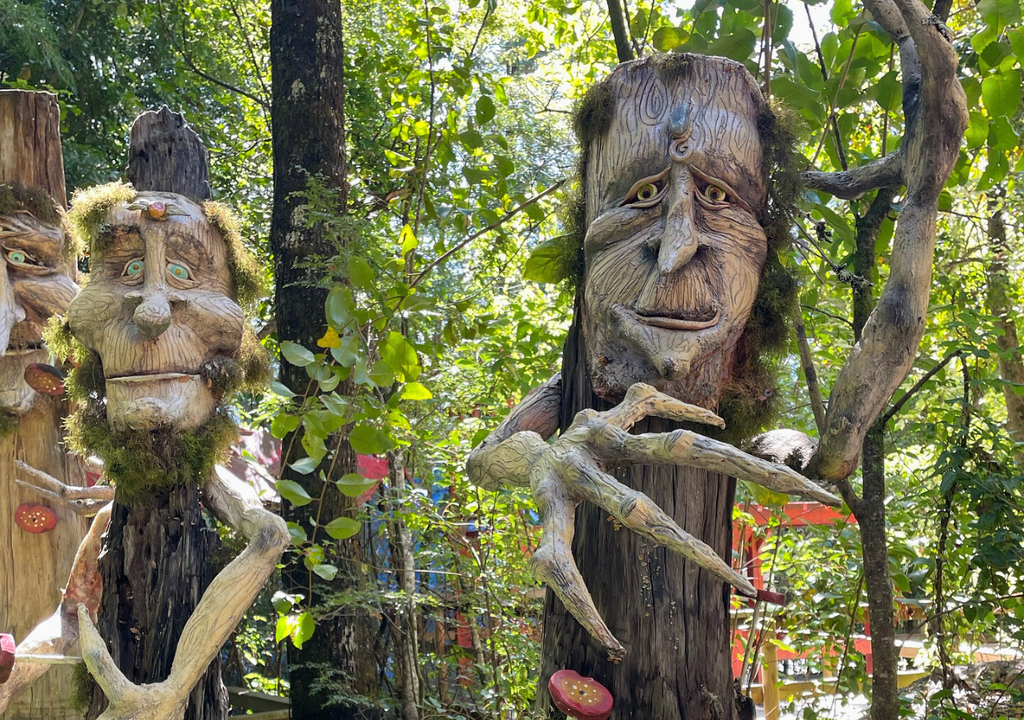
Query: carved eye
167,262,191,281
623,168,671,209
704,185,729,203
122,258,144,279
5,249,38,267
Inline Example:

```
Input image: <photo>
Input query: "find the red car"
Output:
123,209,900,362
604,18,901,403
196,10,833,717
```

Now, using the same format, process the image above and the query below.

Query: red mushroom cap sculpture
14,504,57,533
549,669,613,720
0,633,15,684
24,362,66,395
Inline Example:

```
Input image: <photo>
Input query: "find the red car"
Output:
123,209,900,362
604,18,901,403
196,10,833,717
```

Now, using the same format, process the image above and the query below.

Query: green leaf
312,563,338,581
270,381,298,399
349,423,394,454
369,360,396,388
281,341,315,367
401,381,432,400
523,239,568,283
475,95,496,125
324,516,361,540
381,331,419,380
277,480,313,506
326,287,354,328
336,473,379,498
293,611,315,649
399,224,418,255
286,521,307,545
271,413,301,439
652,26,687,51
965,110,987,150
348,256,375,291
978,0,1021,32
289,456,318,475
982,70,1022,118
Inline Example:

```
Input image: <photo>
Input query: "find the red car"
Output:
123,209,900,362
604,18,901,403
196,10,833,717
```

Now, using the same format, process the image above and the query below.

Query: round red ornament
14,504,57,533
548,669,613,720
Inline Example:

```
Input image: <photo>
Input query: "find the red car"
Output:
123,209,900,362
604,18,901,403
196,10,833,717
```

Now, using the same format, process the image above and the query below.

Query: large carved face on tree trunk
0,188,78,414
66,192,244,431
581,57,769,408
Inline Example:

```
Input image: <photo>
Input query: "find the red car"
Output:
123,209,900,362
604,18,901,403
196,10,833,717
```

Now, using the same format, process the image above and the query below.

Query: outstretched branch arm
805,0,966,481
0,504,111,714
77,471,289,720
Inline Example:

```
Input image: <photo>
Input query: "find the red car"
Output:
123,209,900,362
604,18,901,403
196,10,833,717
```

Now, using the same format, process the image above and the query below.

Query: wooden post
84,109,228,720
762,635,780,720
0,89,88,720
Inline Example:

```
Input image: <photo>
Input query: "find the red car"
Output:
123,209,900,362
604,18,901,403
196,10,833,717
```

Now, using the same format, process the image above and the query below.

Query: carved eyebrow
2,232,63,264
163,231,211,269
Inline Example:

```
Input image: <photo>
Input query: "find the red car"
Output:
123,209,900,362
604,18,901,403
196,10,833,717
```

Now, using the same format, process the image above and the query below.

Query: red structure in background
732,503,857,680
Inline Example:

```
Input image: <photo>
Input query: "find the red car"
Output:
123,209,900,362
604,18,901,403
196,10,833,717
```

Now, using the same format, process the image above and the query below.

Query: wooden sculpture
0,89,89,720
0,110,284,720
469,0,966,715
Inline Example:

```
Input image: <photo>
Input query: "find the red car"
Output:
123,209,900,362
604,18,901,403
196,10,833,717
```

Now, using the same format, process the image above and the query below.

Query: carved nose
657,193,698,275
132,291,172,338
0,268,26,355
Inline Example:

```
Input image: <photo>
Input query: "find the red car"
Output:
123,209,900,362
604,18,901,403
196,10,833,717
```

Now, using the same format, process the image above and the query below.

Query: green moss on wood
65,404,237,503
202,200,266,309
0,182,61,225
70,662,95,714
65,182,137,256
0,411,19,438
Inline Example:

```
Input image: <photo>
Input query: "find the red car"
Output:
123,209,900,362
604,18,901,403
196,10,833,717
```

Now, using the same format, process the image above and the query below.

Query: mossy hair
569,54,802,442
202,200,267,309
0,182,61,224
65,182,137,257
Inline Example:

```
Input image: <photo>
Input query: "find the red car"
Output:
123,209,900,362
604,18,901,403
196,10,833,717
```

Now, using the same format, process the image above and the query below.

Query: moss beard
66,396,238,504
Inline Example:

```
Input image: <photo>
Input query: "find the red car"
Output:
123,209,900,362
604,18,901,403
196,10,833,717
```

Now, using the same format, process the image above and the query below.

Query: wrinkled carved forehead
583,56,767,223
99,192,231,281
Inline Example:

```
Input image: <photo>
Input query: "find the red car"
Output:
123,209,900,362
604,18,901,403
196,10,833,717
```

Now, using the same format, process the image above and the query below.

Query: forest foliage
3,0,1024,716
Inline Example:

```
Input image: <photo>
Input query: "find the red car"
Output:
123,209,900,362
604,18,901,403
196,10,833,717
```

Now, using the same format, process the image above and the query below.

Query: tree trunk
984,201,1024,456
851,189,899,720
270,3,379,718
0,89,89,720
539,318,737,720
86,109,228,720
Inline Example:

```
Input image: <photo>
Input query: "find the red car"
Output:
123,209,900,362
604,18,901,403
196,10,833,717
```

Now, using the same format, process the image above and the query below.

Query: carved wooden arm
0,504,111,713
75,472,289,720
468,382,838,660
803,0,967,481
15,460,114,515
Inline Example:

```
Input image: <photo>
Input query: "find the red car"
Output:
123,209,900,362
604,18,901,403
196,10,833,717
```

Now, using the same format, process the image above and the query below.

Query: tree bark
538,316,737,720
0,89,89,720
86,109,228,720
984,201,1024,457
851,189,900,720
270,3,378,718
605,0,635,64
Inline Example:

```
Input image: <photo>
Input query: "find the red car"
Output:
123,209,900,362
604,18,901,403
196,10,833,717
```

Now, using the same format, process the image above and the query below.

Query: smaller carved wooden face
66,193,243,431
582,57,768,407
0,209,78,413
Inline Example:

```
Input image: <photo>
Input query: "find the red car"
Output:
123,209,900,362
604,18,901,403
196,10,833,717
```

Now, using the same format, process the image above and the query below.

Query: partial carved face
66,193,243,430
582,58,768,407
0,208,78,413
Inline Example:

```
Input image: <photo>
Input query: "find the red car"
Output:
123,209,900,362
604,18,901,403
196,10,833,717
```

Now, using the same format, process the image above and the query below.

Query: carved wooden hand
468,382,838,659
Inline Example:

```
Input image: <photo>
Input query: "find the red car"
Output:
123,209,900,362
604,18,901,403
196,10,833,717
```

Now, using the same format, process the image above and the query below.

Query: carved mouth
630,307,721,331
106,372,198,383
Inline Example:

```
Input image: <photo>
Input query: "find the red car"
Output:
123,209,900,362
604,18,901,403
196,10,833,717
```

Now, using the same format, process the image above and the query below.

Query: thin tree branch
882,349,960,424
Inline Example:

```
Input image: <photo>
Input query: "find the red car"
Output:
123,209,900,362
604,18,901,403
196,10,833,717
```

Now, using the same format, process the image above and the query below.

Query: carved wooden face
66,193,243,430
582,58,768,407
0,210,78,413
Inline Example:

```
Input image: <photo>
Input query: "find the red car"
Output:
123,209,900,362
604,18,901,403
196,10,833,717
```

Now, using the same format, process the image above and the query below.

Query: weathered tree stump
85,109,228,720
0,89,88,720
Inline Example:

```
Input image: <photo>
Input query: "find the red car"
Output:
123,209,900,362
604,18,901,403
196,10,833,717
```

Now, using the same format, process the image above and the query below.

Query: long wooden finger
563,457,758,598
597,426,841,506
531,472,626,661
600,382,725,430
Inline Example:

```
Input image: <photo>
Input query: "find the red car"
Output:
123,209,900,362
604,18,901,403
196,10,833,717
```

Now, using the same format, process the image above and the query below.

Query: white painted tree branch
469,382,838,659
0,504,111,714
15,460,114,515
76,472,288,720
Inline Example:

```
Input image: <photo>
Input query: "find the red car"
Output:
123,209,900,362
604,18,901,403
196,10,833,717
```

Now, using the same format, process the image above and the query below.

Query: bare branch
801,152,904,199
